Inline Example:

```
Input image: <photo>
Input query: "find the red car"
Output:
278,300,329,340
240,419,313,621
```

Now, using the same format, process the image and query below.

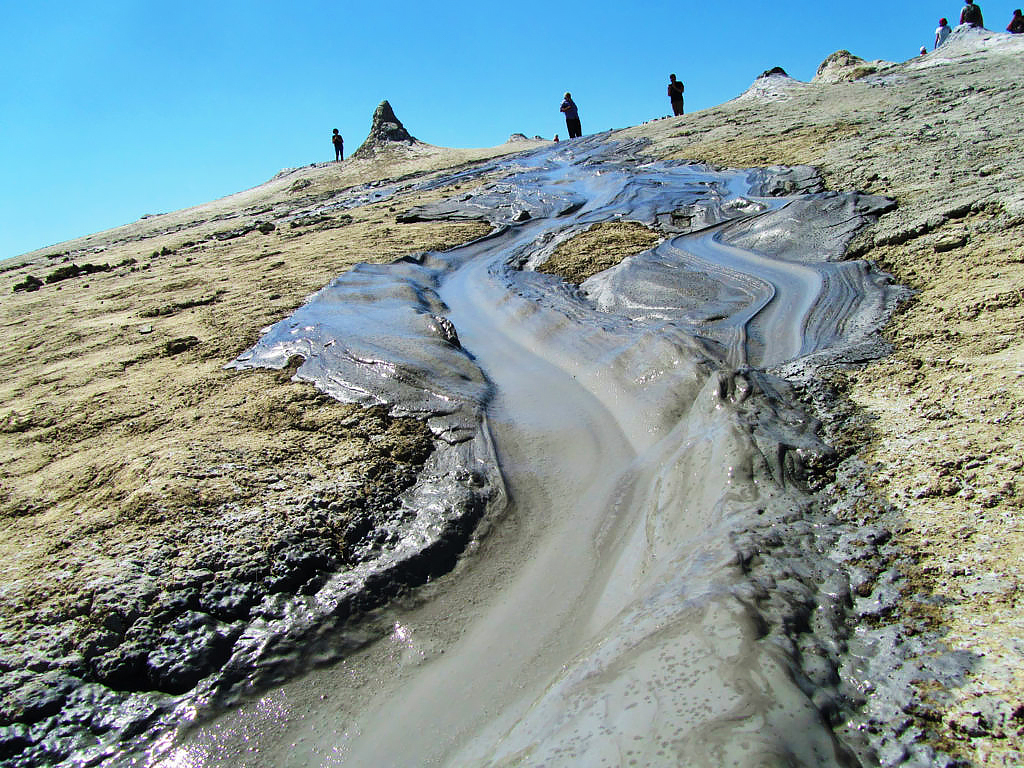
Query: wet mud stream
152,139,900,766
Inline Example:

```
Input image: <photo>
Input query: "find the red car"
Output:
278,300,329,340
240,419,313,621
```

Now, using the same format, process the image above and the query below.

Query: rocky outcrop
813,49,889,83
352,100,418,159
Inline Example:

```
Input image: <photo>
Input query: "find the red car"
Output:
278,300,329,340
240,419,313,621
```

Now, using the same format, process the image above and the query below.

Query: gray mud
137,138,903,767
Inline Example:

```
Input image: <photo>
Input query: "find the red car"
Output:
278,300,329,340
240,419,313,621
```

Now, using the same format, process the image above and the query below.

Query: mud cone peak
353,100,418,158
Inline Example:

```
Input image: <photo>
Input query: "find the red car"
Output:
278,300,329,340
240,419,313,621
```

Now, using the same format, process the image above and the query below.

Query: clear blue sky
0,1,973,260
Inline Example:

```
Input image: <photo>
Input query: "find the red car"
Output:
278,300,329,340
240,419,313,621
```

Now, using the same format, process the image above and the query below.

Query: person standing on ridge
1007,8,1024,32
332,129,344,162
560,93,582,139
668,74,685,116
935,17,952,47
961,0,984,27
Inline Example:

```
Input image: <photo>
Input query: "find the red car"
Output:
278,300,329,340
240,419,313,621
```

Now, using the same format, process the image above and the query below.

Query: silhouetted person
961,0,983,27
560,93,582,139
332,129,344,161
553,134,560,142
935,17,952,47
1008,8,1024,32
668,74,685,116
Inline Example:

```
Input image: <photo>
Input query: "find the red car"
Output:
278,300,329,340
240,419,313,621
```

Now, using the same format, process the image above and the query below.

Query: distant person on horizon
560,93,582,139
667,74,685,116
961,0,984,27
332,129,344,162
1007,8,1024,31
919,46,928,55
553,134,560,142
935,17,952,47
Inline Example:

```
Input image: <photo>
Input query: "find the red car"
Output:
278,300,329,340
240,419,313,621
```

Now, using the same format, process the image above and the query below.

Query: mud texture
154,136,899,768
0,142,529,767
626,27,1024,766
1,24,1022,768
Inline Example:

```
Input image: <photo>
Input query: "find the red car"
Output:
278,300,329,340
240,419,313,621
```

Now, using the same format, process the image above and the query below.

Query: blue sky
0,1,975,259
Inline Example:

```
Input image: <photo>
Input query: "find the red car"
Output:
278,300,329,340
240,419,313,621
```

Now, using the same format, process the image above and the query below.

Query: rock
934,233,968,252
352,100,418,159
508,133,529,142
759,66,789,79
813,50,882,83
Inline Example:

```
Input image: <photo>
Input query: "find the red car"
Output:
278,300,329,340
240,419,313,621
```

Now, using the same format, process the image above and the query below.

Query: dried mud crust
627,38,1024,766
536,221,661,284
0,158,496,762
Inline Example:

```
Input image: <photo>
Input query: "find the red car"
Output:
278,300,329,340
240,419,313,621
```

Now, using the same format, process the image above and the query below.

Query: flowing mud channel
98,139,899,765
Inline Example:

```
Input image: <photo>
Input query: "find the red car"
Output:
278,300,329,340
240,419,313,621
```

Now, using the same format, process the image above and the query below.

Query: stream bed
148,137,899,766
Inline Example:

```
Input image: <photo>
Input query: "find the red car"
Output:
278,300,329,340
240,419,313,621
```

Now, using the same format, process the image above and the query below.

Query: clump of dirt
537,221,661,284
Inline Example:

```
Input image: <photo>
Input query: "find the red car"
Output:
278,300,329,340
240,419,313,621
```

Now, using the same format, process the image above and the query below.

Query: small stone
934,233,968,252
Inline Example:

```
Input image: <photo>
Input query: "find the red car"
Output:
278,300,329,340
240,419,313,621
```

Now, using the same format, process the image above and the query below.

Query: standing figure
667,74,685,116
560,93,582,139
1008,9,1024,32
935,17,952,47
961,0,984,27
332,129,344,162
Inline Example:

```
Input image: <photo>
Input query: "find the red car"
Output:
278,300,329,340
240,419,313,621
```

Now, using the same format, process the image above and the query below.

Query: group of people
330,0,1024,162
330,75,684,158
933,0,1024,50
556,74,684,142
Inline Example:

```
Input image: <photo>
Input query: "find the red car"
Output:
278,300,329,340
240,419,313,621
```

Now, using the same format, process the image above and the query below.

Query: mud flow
134,139,897,766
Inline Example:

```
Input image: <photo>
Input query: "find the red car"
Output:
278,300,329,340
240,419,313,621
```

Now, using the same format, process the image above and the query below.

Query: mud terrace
1,26,1023,768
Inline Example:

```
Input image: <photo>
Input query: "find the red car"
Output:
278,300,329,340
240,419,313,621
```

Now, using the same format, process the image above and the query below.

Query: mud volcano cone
352,100,417,158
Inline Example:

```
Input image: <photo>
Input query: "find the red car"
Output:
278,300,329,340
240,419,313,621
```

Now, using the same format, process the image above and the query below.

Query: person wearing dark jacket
667,74,685,116
1008,8,1024,32
961,0,984,27
332,129,344,161
560,93,582,139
